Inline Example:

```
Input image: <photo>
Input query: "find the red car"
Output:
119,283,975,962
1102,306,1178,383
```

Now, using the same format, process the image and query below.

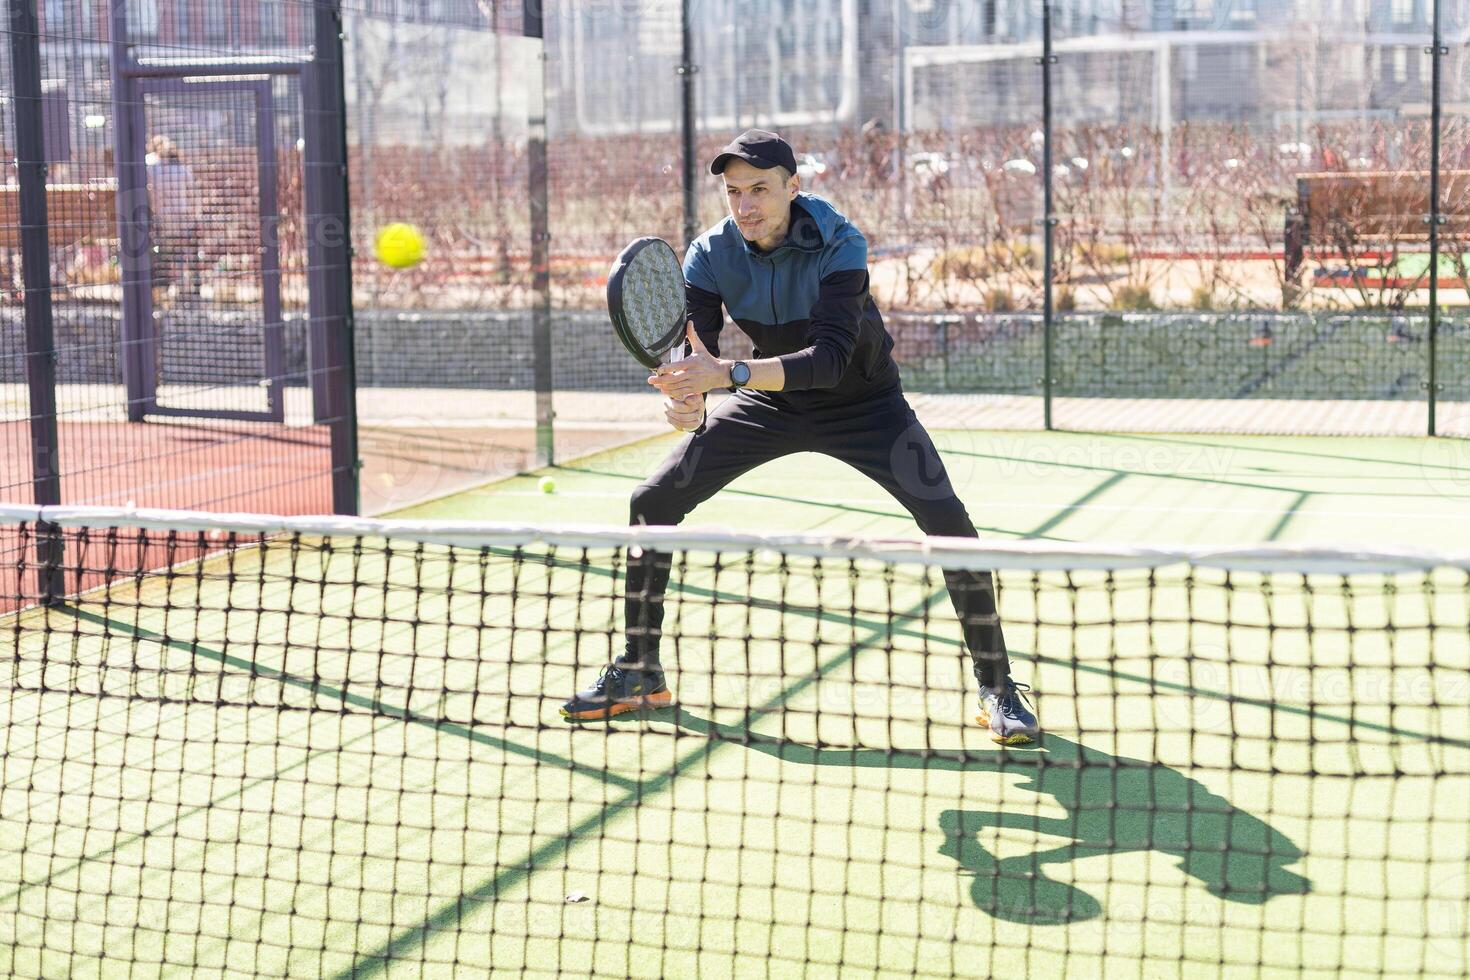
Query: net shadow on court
2,511,1466,978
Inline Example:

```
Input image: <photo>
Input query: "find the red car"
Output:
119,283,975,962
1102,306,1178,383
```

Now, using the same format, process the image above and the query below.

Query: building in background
538,0,1468,143
545,0,859,138
14,0,1470,155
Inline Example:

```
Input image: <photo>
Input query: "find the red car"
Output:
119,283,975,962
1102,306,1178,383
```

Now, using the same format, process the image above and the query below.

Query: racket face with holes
607,237,687,370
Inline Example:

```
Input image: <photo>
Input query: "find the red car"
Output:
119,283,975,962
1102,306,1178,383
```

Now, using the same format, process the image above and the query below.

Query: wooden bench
1285,170,1470,282
0,181,117,249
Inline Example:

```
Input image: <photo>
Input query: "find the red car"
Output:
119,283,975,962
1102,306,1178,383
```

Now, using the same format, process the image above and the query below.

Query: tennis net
2,506,1468,978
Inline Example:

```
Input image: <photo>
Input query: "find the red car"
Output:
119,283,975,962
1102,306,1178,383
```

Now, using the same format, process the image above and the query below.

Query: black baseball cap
709,129,798,176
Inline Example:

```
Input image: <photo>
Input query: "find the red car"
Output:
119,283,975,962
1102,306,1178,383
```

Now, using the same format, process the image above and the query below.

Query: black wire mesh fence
6,0,1470,533
1,0,355,537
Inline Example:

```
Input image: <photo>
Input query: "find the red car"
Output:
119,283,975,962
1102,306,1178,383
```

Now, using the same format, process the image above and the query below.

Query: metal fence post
892,0,905,226
526,0,554,468
680,0,699,247
308,0,361,514
9,0,64,601
107,0,156,421
1039,1,1057,430
1427,0,1444,436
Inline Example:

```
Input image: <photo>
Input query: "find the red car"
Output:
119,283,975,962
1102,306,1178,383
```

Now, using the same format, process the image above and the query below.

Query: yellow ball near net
374,222,425,269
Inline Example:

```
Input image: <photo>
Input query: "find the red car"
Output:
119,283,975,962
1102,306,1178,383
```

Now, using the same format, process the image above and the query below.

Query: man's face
722,158,798,246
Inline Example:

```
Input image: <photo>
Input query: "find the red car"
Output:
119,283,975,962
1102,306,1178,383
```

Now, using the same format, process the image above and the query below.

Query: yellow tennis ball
539,476,556,494
374,222,425,269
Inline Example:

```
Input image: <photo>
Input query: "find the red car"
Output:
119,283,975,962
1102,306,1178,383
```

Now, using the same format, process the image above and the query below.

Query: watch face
732,362,751,386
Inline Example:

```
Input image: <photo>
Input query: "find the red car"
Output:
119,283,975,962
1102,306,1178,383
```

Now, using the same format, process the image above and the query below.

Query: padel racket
607,237,688,369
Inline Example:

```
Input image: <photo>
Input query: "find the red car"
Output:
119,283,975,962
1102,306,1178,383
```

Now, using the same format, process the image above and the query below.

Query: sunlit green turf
405,429,1470,552
2,430,1467,978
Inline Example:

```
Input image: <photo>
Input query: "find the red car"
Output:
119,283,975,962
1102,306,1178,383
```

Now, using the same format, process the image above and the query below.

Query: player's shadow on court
667,710,1311,925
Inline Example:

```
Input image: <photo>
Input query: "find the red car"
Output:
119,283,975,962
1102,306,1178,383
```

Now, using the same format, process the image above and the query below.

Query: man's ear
788,174,801,199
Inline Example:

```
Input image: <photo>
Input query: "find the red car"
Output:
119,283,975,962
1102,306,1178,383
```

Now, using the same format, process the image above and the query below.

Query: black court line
1023,472,1129,540
333,581,957,978
941,447,1311,497
1091,431,1470,477
18,457,1454,970
1265,489,1312,542
555,464,1070,542
500,509,1467,749
6,550,899,915
1024,648,1470,752
10,546,939,909
860,626,1468,751
0,708,397,909
51,605,644,795
336,562,1465,974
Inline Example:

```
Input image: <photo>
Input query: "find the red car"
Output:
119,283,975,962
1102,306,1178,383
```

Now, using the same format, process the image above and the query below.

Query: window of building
204,0,229,41
776,22,795,58
260,0,284,43
1391,0,1415,25
132,0,159,38
1180,44,1199,81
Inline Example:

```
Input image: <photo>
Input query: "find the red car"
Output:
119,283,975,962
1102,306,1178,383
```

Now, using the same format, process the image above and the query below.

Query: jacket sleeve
776,232,868,390
683,241,723,357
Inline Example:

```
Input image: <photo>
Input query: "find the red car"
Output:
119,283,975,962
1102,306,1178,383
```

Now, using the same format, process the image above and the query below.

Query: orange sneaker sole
562,688,674,722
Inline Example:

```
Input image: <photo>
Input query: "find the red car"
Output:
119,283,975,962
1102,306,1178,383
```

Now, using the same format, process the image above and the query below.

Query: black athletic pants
623,387,1010,690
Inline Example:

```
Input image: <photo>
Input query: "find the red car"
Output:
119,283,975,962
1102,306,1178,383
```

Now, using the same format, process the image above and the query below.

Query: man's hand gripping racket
607,237,705,431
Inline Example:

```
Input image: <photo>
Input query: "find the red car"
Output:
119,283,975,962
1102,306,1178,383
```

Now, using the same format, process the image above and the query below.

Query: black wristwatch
729,361,751,388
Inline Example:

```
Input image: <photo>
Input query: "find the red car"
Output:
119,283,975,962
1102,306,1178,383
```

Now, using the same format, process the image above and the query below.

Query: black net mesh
1,509,1467,976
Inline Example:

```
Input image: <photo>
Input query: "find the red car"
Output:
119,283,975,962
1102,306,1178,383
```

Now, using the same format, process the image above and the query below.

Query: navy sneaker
977,681,1040,746
560,661,674,721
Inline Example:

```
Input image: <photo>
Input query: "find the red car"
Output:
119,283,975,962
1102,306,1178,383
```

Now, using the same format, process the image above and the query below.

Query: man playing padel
562,129,1040,745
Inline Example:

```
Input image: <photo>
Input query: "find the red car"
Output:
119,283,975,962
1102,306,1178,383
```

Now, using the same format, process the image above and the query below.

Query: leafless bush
160,119,1458,314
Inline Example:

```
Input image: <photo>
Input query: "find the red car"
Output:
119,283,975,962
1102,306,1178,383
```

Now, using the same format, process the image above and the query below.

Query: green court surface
400,429,1470,552
1388,252,1470,280
2,430,1469,978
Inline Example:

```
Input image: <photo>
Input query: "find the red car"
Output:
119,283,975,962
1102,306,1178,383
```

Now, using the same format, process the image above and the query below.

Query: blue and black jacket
683,192,900,405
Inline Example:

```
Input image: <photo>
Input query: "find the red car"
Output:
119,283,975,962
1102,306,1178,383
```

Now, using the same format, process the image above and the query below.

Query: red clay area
1,523,260,618
2,418,334,612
